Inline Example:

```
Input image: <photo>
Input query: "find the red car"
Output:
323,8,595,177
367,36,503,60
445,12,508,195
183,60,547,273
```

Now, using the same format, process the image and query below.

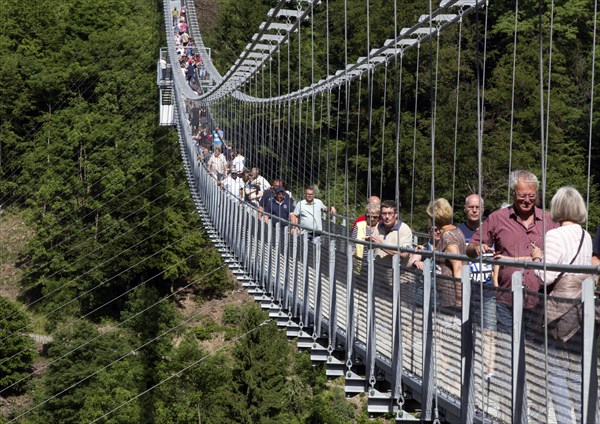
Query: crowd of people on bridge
193,121,597,420
171,3,208,94
199,134,600,321
195,126,340,236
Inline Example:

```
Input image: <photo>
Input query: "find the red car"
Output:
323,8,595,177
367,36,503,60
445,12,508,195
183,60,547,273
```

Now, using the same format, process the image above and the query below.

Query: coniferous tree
0,298,34,394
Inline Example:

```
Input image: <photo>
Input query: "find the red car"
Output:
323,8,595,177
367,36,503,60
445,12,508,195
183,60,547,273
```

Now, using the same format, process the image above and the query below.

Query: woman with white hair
532,186,592,317
532,186,594,423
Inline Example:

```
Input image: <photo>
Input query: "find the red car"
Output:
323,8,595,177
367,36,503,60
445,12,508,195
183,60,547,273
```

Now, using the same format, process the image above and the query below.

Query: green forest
0,0,373,422
1,0,600,422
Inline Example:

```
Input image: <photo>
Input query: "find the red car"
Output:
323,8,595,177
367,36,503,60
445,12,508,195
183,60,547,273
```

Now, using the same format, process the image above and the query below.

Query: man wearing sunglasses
467,170,558,331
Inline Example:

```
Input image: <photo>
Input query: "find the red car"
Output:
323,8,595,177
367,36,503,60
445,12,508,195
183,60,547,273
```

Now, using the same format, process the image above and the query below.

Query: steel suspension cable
354,76,363,210
344,0,350,218
325,0,331,223
586,0,599,225
4,186,185,322
334,90,342,207
392,0,405,410
9,142,178,279
428,4,441,420
0,70,111,188
394,51,404,210
310,92,316,188
450,15,463,216
286,35,293,188
538,0,557,413
304,96,311,190
379,60,389,199
366,0,373,199
409,43,421,229
309,0,316,189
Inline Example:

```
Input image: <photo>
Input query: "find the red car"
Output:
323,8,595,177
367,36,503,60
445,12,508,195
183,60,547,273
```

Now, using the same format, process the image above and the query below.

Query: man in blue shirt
263,186,294,226
212,126,224,151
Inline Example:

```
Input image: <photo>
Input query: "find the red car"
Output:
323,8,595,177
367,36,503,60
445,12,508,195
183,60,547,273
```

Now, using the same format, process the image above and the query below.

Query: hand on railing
409,244,428,271
466,241,494,258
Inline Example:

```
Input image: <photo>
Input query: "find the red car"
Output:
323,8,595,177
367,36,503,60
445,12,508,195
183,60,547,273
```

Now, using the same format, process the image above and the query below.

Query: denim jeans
547,335,581,423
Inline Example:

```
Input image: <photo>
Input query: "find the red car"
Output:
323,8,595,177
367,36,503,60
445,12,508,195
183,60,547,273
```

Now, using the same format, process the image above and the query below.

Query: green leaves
0,298,34,394
29,320,144,424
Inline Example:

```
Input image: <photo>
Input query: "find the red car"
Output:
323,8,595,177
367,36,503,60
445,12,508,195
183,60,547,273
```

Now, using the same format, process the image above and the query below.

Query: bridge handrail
188,169,600,276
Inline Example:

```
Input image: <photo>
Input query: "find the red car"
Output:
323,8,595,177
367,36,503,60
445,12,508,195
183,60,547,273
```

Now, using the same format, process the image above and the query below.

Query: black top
593,226,600,257
263,196,294,224
457,221,478,242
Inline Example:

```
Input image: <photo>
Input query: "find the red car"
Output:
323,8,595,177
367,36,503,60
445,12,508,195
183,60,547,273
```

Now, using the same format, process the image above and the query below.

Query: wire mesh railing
174,89,600,421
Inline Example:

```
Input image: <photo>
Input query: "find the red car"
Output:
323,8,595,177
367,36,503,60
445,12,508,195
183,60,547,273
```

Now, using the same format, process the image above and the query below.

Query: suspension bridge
159,0,600,422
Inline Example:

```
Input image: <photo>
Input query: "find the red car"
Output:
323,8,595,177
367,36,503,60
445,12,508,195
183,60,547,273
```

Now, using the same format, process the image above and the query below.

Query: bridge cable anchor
395,394,406,419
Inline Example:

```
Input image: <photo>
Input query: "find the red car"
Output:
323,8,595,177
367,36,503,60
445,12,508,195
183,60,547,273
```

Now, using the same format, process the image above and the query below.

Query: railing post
512,271,527,423
313,236,323,336
421,259,434,422
231,196,240,248
210,184,218,232
252,209,259,282
282,229,290,308
327,238,337,351
345,242,355,375
232,198,239,257
290,230,300,318
301,234,310,329
273,222,281,302
461,264,474,423
225,195,230,244
240,206,248,268
230,197,236,247
217,188,224,236
266,219,273,294
390,254,403,400
582,277,598,424
366,249,376,392
259,218,266,288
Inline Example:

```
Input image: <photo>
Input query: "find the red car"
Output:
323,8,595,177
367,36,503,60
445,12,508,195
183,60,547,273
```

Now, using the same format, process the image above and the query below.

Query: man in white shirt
207,148,227,182
369,200,412,264
232,151,245,173
292,187,336,237
221,171,244,199
247,168,270,205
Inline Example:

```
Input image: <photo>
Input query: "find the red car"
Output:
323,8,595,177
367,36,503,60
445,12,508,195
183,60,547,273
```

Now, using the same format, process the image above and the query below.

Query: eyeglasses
429,226,441,233
514,192,536,200
366,215,379,219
